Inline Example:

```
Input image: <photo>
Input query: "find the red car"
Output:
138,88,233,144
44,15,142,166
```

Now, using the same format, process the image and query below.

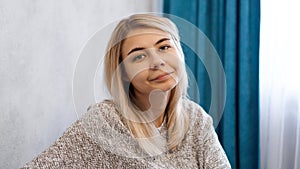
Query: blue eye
159,45,171,51
132,54,145,62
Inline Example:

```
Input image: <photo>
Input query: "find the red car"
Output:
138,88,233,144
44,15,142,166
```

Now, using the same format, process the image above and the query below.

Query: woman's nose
149,50,165,70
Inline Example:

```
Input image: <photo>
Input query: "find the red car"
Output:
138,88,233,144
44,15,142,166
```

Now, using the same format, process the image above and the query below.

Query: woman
22,14,231,168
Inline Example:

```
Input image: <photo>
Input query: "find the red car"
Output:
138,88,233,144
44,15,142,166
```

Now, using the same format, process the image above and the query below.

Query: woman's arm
200,112,231,169
20,120,98,168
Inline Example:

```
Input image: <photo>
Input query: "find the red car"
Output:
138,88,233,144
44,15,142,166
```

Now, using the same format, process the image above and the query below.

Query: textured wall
0,0,161,168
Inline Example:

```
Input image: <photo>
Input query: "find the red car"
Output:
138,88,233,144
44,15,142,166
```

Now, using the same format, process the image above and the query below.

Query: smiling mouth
150,72,174,81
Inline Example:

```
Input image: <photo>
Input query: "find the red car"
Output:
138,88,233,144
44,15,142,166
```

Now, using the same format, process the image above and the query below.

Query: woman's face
121,28,183,96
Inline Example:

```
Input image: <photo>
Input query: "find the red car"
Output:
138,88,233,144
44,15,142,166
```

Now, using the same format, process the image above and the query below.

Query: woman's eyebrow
155,38,170,45
127,47,145,56
127,38,171,56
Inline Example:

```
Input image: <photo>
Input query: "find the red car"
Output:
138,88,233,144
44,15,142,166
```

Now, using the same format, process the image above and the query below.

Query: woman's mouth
150,72,174,81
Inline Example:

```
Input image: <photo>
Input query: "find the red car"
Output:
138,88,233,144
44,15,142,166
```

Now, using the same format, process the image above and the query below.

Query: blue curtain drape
164,1,260,169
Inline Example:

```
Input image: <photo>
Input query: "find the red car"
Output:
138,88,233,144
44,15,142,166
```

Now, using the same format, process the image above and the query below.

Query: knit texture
21,99,231,169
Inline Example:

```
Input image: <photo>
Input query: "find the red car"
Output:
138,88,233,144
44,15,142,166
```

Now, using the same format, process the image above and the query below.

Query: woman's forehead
125,28,170,39
121,28,172,57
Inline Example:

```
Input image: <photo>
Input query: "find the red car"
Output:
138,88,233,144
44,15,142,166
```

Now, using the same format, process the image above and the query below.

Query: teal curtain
164,1,260,169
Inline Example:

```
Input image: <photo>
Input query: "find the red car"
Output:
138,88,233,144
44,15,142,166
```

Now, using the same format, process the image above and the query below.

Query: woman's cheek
164,53,182,70
123,62,150,81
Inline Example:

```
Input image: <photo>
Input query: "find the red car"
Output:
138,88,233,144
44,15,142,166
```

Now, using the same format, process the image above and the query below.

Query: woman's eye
159,45,171,51
132,54,145,62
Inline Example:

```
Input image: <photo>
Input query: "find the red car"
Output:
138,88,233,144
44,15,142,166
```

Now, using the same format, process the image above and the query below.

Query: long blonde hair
104,14,189,156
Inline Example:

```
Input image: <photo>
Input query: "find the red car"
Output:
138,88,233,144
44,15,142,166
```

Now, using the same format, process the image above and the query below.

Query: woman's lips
150,72,173,81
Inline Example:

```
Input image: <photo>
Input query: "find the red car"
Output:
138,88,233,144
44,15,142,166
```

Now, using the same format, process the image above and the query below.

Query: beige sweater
21,99,231,169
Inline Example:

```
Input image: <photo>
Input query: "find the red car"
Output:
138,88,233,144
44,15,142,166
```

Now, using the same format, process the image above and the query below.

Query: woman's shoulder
182,98,213,130
84,100,120,121
182,98,210,119
86,99,118,113
81,99,130,136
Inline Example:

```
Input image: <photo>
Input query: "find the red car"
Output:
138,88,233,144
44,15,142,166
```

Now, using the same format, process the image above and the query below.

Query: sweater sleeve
20,102,148,169
200,111,231,169
20,120,102,168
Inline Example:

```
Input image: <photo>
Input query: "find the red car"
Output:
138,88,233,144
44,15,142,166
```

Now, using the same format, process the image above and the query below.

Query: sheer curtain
260,0,300,168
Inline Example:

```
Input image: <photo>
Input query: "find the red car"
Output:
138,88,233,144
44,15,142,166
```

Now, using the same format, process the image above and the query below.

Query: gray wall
0,1,161,168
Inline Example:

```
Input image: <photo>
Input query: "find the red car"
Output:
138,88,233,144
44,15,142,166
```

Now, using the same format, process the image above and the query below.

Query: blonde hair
104,14,189,156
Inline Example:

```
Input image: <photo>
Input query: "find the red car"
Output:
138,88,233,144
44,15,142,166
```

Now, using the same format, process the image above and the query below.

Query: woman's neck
133,89,170,128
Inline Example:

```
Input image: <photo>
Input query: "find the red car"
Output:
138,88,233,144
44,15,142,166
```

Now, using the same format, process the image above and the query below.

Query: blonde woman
22,14,231,168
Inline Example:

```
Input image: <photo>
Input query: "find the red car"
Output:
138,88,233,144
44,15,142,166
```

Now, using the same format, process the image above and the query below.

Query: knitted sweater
21,99,231,169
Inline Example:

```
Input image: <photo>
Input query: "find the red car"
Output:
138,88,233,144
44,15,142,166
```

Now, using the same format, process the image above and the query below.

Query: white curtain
260,0,300,168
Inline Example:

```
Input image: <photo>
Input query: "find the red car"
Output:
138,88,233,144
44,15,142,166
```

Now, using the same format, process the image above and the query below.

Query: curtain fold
164,1,260,169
